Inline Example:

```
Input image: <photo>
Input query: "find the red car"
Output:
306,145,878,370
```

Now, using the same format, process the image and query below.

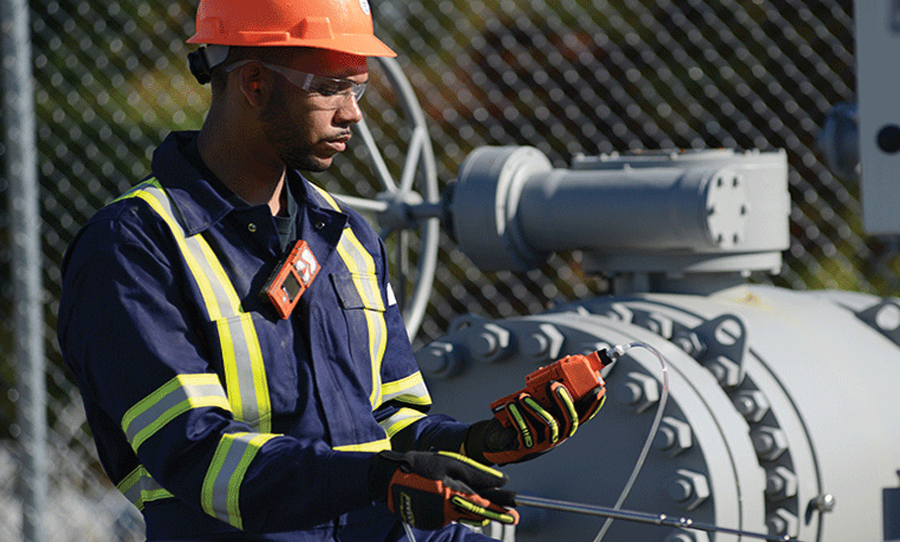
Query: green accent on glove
465,378,607,466
550,382,580,438
450,495,518,526
521,395,559,444
369,450,519,530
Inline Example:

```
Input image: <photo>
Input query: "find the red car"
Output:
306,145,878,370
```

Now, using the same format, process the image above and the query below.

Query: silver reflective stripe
379,373,431,442
215,313,270,431
117,466,173,510
202,432,276,529
381,372,431,406
309,185,388,409
123,180,271,433
337,238,388,408
122,373,231,452
379,407,427,439
117,467,143,508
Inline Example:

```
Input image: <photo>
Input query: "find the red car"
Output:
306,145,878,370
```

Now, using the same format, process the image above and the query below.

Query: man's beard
259,83,329,172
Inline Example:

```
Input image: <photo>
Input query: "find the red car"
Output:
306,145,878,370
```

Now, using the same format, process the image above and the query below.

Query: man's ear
236,63,265,107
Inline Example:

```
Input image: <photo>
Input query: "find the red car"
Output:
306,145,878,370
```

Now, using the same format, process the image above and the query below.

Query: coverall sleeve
58,208,376,534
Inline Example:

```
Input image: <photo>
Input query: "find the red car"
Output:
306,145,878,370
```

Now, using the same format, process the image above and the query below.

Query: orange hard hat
186,0,396,57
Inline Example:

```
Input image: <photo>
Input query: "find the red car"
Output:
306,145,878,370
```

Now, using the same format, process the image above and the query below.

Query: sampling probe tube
514,494,802,542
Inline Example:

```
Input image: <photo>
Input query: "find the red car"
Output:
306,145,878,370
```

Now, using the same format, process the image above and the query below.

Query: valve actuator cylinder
450,146,788,274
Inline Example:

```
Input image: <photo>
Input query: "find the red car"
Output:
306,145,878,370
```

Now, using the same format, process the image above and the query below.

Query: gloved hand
368,450,519,530
465,380,606,466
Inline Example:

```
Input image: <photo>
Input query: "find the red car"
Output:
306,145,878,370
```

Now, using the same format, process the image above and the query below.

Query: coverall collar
150,131,346,238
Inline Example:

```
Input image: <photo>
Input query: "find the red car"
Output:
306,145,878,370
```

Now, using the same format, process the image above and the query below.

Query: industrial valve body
417,284,900,542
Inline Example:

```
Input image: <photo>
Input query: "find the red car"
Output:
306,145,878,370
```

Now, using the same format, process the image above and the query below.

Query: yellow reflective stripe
336,231,387,408
310,183,341,211
241,315,271,432
381,372,432,407
202,432,277,529
130,180,225,320
333,437,392,452
380,407,426,439
116,467,143,508
122,180,271,432
116,465,174,511
216,313,272,433
122,373,231,452
310,184,388,409
437,451,506,478
143,180,243,315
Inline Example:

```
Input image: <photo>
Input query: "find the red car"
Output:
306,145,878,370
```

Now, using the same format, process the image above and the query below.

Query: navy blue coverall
58,131,497,541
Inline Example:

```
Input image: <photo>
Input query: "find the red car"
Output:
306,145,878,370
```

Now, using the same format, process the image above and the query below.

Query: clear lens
225,60,365,106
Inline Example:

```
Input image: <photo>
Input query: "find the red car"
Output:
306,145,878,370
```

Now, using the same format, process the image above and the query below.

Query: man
57,0,605,540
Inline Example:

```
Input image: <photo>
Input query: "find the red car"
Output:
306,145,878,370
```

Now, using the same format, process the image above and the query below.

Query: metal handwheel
332,56,441,340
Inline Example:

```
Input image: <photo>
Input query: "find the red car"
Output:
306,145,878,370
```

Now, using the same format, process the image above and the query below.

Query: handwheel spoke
397,126,427,195
330,194,390,214
354,115,397,192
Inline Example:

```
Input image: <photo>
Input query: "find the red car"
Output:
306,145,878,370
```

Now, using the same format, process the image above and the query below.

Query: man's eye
312,82,350,97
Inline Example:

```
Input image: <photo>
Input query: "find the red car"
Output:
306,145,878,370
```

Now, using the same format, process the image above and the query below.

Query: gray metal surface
418,284,900,541
853,0,900,234
450,146,789,278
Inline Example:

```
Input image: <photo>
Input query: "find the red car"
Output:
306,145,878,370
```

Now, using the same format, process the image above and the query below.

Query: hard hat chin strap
188,45,231,85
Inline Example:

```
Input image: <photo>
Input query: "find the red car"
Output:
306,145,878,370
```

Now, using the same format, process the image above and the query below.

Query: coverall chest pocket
329,271,387,396
330,271,386,313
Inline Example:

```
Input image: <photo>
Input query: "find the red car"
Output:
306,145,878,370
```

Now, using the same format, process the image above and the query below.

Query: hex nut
520,323,565,363
704,355,743,388
766,508,799,538
653,416,693,457
671,330,707,359
666,469,710,510
603,302,634,323
634,311,674,339
467,323,511,363
613,372,660,413
752,426,789,461
416,341,462,378
734,390,770,423
765,466,798,500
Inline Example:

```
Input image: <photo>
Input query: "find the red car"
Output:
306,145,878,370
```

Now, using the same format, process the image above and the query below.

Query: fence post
2,0,47,540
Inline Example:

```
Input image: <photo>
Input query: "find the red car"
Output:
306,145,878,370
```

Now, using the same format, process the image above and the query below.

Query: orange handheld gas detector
261,240,320,319
490,350,612,428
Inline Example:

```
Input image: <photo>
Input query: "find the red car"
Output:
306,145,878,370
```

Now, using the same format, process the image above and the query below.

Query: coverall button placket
231,206,281,256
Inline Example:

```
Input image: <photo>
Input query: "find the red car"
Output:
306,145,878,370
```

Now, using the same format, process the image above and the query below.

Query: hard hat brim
186,33,397,58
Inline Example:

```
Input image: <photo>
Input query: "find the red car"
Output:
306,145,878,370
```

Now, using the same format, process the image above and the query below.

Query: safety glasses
225,60,366,106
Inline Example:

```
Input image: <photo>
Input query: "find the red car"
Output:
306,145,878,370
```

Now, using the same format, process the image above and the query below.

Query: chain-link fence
1,0,876,540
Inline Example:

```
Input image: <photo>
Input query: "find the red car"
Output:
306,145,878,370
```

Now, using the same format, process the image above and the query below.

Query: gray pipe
2,1,47,540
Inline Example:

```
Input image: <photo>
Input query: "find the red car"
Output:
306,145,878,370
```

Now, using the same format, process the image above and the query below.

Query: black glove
368,450,519,530
465,382,606,466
